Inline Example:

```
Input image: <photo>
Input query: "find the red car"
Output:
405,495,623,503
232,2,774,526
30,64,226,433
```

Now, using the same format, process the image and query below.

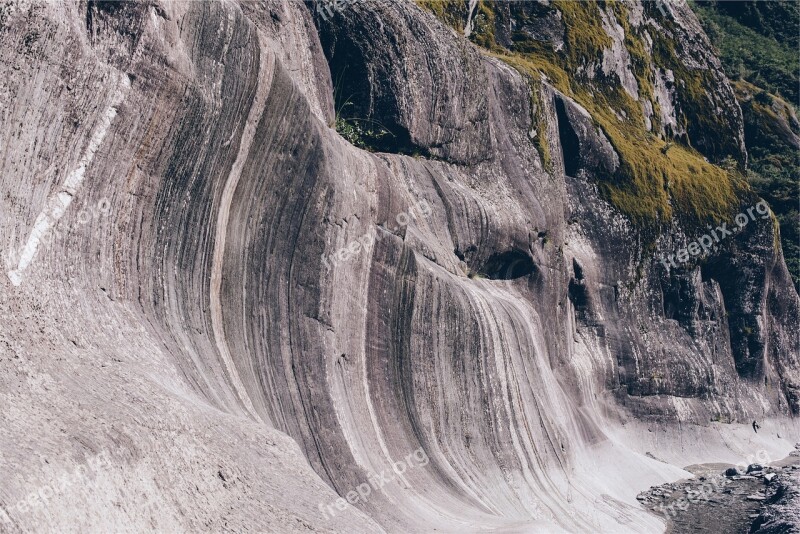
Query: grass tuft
430,0,747,232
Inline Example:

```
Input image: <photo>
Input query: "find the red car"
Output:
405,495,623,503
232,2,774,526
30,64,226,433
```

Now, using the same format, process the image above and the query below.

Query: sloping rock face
492,0,747,162
0,1,797,532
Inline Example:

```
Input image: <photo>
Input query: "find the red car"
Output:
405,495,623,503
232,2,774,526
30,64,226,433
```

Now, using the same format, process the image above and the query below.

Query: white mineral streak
600,7,640,100
7,74,130,286
210,33,275,422
464,0,479,38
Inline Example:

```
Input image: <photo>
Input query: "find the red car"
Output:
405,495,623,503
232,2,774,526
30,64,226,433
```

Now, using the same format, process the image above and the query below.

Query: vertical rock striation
0,0,797,532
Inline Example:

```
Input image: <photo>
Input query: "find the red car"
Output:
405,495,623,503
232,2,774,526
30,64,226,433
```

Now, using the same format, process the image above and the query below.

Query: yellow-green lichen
415,0,467,33
469,0,497,50
425,0,746,231
555,0,613,71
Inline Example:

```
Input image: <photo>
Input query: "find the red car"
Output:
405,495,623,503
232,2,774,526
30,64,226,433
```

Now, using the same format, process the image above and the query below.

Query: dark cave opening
554,97,582,176
482,250,536,280
316,17,429,156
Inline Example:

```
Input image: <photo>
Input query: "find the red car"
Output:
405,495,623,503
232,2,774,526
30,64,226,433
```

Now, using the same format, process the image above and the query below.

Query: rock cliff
0,0,797,532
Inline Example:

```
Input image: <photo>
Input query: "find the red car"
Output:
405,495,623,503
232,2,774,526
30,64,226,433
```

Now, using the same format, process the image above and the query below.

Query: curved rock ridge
0,1,797,532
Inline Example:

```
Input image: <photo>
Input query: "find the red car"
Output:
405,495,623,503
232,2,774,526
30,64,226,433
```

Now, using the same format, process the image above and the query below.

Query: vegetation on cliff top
692,0,799,107
735,81,799,289
692,1,799,288
418,0,746,231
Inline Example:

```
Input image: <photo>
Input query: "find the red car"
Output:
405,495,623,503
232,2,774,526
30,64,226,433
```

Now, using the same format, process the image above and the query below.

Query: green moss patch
429,0,746,231
493,49,743,229
415,0,467,32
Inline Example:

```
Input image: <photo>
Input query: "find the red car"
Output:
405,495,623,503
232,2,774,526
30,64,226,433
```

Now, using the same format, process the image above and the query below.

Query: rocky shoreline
638,446,800,533
751,469,800,534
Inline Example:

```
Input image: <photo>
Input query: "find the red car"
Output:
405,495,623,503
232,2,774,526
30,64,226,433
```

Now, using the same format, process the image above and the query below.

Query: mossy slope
418,0,749,231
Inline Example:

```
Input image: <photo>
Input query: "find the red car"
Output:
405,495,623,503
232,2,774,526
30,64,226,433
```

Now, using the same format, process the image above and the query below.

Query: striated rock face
0,0,797,532
488,0,746,163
